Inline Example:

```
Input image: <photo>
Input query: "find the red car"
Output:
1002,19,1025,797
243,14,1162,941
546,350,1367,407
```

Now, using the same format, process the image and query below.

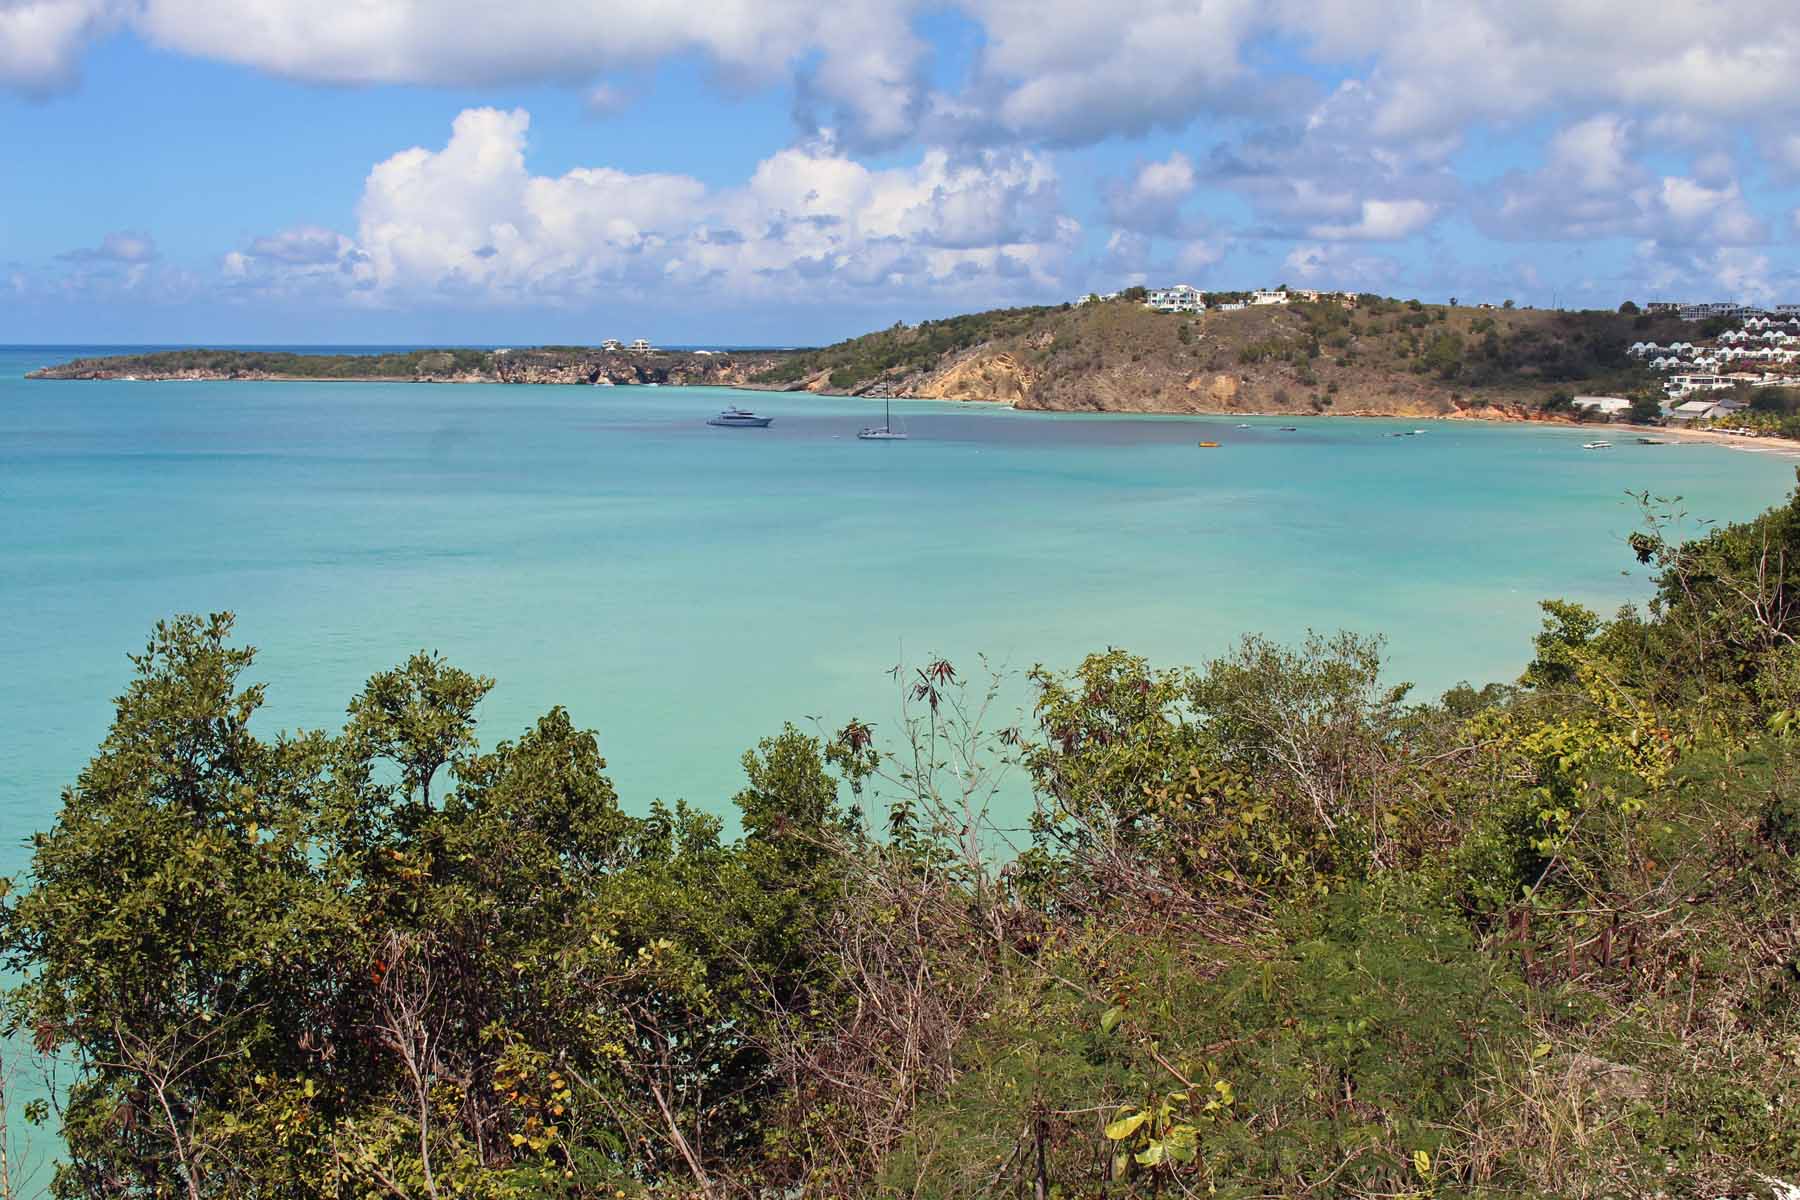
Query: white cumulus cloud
227,107,1080,308
1307,198,1436,241
1103,152,1200,236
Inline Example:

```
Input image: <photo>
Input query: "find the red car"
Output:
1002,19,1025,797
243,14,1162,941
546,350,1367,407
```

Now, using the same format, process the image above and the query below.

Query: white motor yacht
707,406,773,428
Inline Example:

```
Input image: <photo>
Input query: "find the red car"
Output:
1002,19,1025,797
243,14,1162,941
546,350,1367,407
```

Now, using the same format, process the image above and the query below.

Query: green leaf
1104,1110,1150,1140
1100,1004,1125,1035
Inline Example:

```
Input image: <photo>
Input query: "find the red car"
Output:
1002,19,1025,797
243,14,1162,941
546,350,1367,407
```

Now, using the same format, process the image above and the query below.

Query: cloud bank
220,108,1077,309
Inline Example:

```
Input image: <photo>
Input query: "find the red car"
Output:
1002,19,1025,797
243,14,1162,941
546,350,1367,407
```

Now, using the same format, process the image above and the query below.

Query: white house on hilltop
1250,289,1290,306
1146,284,1206,313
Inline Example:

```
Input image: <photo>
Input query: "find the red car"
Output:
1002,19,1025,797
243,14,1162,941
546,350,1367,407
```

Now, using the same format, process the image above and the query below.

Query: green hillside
754,294,1681,415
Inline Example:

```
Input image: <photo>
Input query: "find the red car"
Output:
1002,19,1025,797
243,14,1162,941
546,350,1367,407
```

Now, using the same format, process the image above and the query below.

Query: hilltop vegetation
8,472,1800,1196
753,295,1677,417
29,298,1676,422
34,347,498,380
754,306,1057,391
29,346,784,387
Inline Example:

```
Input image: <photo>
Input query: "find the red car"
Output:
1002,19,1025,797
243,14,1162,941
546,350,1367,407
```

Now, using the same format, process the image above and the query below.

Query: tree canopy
9,475,1800,1197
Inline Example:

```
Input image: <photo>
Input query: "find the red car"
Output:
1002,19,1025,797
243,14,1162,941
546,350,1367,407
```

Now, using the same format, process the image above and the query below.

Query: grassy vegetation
753,295,1675,414
752,306,1059,390
9,469,1800,1196
38,347,497,378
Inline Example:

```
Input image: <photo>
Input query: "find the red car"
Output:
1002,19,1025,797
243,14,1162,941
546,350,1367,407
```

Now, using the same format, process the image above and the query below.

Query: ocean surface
4,345,1799,864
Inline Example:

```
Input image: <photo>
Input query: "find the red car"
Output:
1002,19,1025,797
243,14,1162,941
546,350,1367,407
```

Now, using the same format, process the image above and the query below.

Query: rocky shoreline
27,347,787,388
25,317,1723,443
20,349,1616,434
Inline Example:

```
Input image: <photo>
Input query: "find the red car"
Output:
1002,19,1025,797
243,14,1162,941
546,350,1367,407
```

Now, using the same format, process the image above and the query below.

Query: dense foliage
9,475,1800,1197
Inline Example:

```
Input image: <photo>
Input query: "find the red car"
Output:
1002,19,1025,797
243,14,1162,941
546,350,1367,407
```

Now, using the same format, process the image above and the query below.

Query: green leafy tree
1628,392,1664,424
0,615,357,1198
346,651,492,808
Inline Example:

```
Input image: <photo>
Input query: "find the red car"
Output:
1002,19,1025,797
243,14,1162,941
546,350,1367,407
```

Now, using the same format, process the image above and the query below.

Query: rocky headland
28,346,785,388
28,296,1675,428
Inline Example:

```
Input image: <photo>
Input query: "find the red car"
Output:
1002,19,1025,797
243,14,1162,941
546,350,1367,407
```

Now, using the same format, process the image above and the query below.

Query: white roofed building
1146,284,1206,313
1571,395,1632,417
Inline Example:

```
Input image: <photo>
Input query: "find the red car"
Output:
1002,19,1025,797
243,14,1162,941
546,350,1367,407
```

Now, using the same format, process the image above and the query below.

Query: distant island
23,291,1773,423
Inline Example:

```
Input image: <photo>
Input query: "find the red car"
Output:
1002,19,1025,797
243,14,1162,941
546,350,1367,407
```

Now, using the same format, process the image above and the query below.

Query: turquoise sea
4,345,1799,865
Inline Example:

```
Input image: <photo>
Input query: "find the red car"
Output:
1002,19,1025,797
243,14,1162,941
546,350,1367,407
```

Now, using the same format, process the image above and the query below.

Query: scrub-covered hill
752,293,1680,418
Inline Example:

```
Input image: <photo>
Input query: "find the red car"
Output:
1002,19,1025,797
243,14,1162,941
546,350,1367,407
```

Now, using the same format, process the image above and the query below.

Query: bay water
4,345,1798,868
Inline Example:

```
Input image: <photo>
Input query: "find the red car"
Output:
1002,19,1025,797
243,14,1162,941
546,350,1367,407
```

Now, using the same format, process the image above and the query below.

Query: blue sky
4,1,1799,344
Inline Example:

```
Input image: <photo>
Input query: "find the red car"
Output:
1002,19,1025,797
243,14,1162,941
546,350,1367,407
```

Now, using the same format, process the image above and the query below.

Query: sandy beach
1614,423,1800,457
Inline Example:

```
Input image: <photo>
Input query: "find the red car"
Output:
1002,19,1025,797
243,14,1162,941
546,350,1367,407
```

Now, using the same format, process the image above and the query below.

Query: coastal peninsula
18,293,1756,426
28,345,784,389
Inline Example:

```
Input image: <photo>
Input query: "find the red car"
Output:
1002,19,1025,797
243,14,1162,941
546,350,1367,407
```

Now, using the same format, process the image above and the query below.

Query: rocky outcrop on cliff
492,350,779,388
912,350,1036,404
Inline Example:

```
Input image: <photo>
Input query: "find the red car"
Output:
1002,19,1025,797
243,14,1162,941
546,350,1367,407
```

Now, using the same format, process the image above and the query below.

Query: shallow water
4,346,1797,858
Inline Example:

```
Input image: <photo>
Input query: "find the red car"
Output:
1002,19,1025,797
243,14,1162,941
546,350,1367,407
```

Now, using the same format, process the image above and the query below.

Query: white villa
601,338,623,352
1572,395,1633,417
1249,289,1290,306
1145,284,1206,313
629,338,653,353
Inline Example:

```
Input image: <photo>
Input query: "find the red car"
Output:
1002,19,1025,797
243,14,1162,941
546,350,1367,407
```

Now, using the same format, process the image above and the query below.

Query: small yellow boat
1198,441,1221,448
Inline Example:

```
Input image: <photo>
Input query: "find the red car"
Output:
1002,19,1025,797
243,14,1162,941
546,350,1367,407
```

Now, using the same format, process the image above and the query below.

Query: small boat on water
1235,423,1251,428
1278,426,1298,432
707,406,773,428
1198,441,1221,448
1582,440,1613,449
858,397,908,441
1635,437,1666,445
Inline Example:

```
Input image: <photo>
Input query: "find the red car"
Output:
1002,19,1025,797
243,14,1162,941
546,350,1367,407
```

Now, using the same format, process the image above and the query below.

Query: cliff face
912,350,1036,404
491,350,780,387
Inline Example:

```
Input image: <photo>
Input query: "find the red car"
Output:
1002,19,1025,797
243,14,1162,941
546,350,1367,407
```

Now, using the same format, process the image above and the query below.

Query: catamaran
858,397,908,441
707,406,773,428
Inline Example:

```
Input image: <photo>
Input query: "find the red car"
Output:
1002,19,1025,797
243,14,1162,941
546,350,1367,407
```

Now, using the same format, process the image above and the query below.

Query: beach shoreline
1610,423,1800,457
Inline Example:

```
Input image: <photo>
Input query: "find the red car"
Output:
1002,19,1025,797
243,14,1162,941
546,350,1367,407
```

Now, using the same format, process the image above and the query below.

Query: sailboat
858,397,908,441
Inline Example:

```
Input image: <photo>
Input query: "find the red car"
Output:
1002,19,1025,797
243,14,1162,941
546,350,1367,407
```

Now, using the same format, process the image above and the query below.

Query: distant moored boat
858,397,908,441
707,406,772,428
